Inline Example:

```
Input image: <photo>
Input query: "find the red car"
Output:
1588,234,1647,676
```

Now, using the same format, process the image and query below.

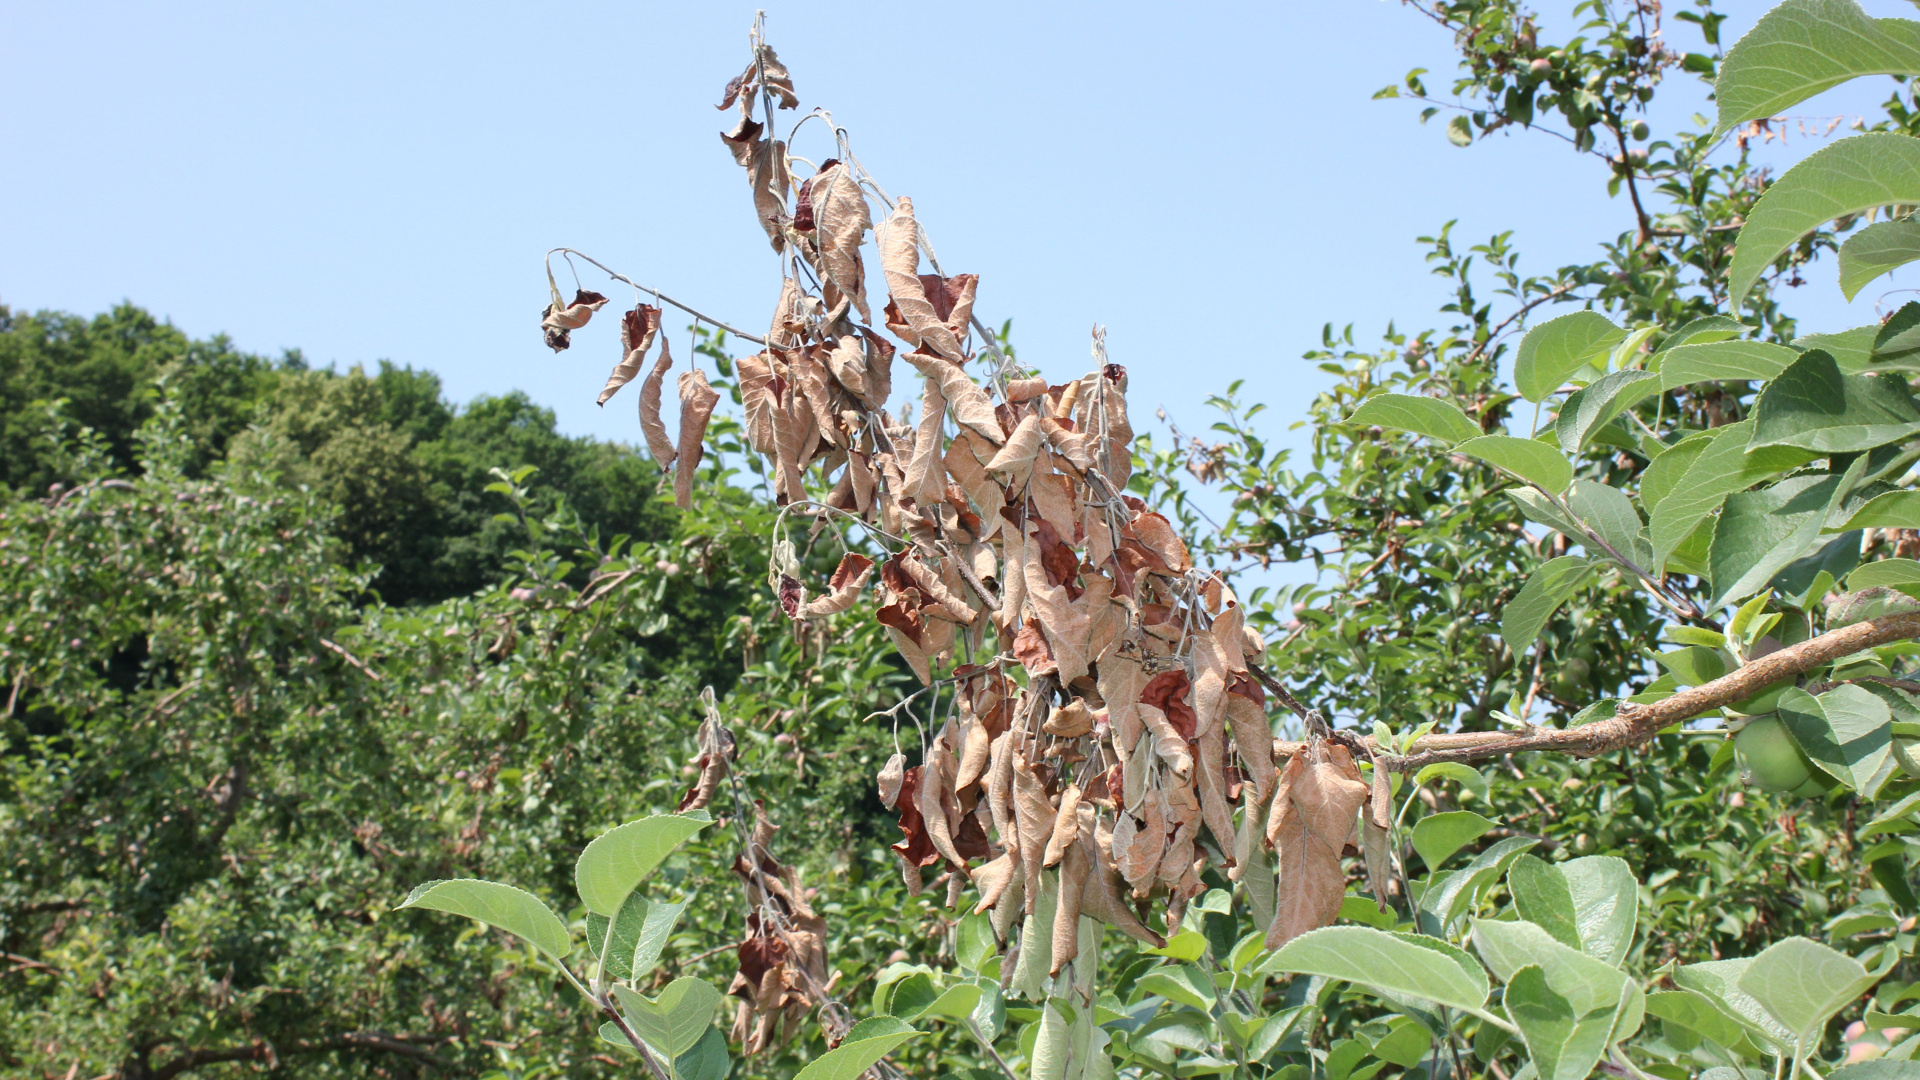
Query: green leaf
1507,488,1591,543
1729,134,1920,309
793,1016,922,1080
1261,926,1491,1013
1515,312,1627,403
399,879,572,959
1413,763,1490,803
1657,341,1798,389
1848,557,1920,592
1412,810,1497,871
1658,316,1749,354
1136,964,1216,1011
1425,836,1539,929
612,977,723,1061
1839,490,1920,530
1796,324,1882,373
1454,436,1575,494
1710,459,1866,609
1447,114,1474,146
672,1026,731,1080
1713,0,1920,138
588,893,684,981
1654,646,1729,687
1561,856,1639,968
1507,856,1582,951
1345,393,1482,446
1840,217,1920,299
1646,989,1751,1051
1777,684,1894,795
1469,918,1645,1041
1751,349,1920,453
1872,300,1920,365
955,913,995,973
1566,479,1652,569
1504,964,1623,1080
1640,431,1716,512
887,973,938,1019
575,811,712,915
1556,371,1660,453
971,981,1006,1042
1649,420,1816,567
1501,557,1597,652
916,982,984,1021
1147,931,1209,963
1673,958,1796,1053
1736,936,1882,1058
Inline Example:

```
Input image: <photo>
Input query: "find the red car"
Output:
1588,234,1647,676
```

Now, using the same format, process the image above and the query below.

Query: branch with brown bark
1260,611,1920,772
125,1032,448,1080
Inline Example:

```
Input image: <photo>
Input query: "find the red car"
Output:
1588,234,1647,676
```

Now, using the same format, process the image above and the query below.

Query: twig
547,248,769,345
318,638,382,682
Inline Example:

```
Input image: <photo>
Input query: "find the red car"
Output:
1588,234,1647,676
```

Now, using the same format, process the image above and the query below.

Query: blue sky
0,0,1904,465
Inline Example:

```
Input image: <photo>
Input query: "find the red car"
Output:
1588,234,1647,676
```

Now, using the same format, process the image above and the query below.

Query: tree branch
143,1032,448,1080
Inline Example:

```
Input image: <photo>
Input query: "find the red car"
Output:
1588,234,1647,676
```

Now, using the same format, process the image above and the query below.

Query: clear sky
0,1,1903,465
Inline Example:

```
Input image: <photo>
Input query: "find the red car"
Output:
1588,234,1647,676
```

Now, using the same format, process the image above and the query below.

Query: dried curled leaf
809,161,871,323
1264,741,1367,950
879,197,966,362
637,328,678,468
801,553,875,618
675,367,721,509
542,289,609,352
906,353,1003,447
1042,784,1083,868
599,304,660,406
878,751,907,810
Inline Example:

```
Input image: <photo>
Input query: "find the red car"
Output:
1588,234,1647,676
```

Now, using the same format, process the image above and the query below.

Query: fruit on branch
1734,715,1814,793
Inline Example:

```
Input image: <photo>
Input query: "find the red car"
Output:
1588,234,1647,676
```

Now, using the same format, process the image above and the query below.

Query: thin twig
318,638,382,681
547,248,769,345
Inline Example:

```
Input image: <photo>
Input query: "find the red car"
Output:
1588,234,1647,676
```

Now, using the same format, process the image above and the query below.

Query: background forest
6,2,1920,1079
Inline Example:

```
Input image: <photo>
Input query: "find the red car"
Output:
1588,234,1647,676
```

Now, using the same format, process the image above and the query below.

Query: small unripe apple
1736,716,1814,793
1531,57,1553,74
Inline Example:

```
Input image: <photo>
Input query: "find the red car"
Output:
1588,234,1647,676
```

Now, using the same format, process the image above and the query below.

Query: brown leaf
956,720,993,792
969,849,1020,914
754,45,798,109
736,352,781,459
598,304,661,407
904,353,1002,446
1264,741,1368,950
637,324,678,468
778,574,805,619
903,374,947,508
1005,377,1049,402
890,765,942,871
810,162,871,323
1032,519,1083,601
1011,618,1055,677
1118,789,1168,895
985,412,1043,481
1080,807,1165,947
1191,630,1230,742
1362,761,1393,912
1225,683,1277,805
1051,838,1090,975
1042,783,1083,867
802,553,874,617
1020,534,1091,684
878,751,907,810
1098,652,1147,753
541,289,609,352
790,347,842,447
1122,509,1192,576
1197,729,1236,864
986,730,1017,848
1042,699,1093,738
677,717,733,813
878,197,965,362
877,601,935,685
1140,670,1199,742
917,272,977,334
1010,746,1052,913
675,367,720,509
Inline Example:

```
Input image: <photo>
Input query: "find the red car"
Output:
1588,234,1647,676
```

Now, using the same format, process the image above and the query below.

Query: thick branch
144,1032,447,1080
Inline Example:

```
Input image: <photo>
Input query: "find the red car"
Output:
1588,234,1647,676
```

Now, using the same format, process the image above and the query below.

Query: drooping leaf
1411,810,1497,872
1645,990,1751,1052
575,811,713,916
1423,836,1539,930
1500,556,1597,652
1673,958,1796,1054
1750,349,1920,453
1728,134,1920,308
1261,926,1491,1013
1135,965,1217,1011
1709,459,1865,609
613,977,724,1063
1566,479,1652,570
1795,324,1882,373
1412,762,1490,802
399,879,572,959
1555,370,1660,453
1504,964,1625,1080
1454,436,1575,493
793,1016,922,1080
1657,341,1798,389
1655,315,1747,353
1840,217,1920,299
1514,312,1626,403
1713,0,1920,138
1345,393,1482,446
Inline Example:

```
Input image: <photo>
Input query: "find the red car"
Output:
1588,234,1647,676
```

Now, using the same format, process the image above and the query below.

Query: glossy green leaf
1840,217,1920,299
1556,370,1659,453
1454,435,1575,493
1411,810,1497,871
1795,324,1881,373
1710,459,1865,609
1729,134,1920,307
1147,930,1209,962
1656,341,1797,389
917,982,984,1021
672,1025,731,1080
1507,856,1582,951
793,1016,922,1080
1649,420,1816,567
1135,964,1216,1011
1713,0,1920,138
1261,926,1490,1013
575,811,711,915
1872,300,1920,365
1655,315,1747,353
1507,488,1590,543
887,972,938,1019
612,976,723,1062
1412,762,1490,802
1639,431,1716,512
587,894,683,982
1777,684,1894,795
955,912,995,973
1345,393,1482,446
1505,964,1623,1080
1515,312,1626,403
1654,646,1728,687
399,878,572,959
1501,556,1597,652
1736,936,1882,1058
1848,557,1920,592
1751,349,1920,453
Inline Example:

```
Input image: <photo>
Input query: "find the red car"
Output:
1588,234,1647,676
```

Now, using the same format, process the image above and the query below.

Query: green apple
1735,716,1814,793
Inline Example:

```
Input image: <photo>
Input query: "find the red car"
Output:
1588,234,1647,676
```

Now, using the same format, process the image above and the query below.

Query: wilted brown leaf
541,289,609,352
986,412,1043,480
1140,670,1198,742
810,161,871,323
802,552,874,617
1362,759,1393,912
1196,729,1235,863
1051,838,1089,975
1080,808,1165,947
955,720,992,792
904,353,1002,446
1042,783,1083,867
1225,678,1276,805
637,326,678,468
1042,699,1093,738
878,197,965,362
1010,746,1052,913
878,750,907,810
598,304,660,407
675,367,721,509
969,849,1020,915
1264,741,1367,949
903,374,947,507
